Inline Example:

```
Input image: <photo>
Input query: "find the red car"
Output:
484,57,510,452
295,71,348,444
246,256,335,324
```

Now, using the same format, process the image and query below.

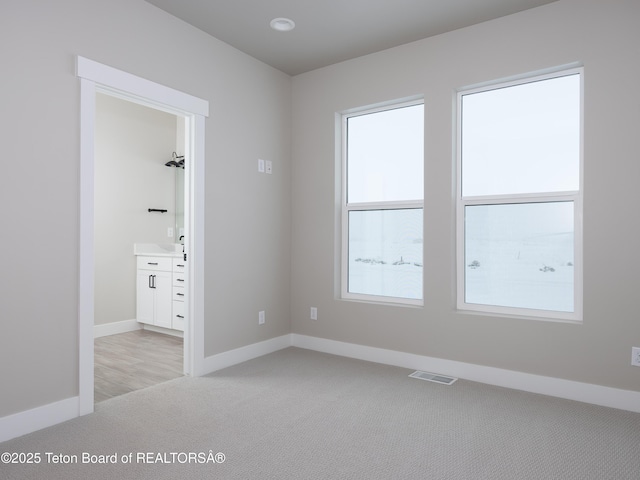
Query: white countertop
134,243,183,257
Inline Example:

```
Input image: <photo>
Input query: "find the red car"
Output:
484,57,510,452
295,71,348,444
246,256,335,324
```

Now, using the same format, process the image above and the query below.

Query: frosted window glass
347,104,423,203
348,209,422,299
464,202,574,312
461,74,580,196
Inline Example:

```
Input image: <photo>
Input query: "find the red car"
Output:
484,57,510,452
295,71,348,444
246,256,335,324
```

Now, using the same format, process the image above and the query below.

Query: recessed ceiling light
270,17,295,32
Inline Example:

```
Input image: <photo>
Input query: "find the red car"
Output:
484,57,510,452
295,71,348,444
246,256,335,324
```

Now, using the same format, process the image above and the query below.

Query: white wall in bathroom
94,93,177,326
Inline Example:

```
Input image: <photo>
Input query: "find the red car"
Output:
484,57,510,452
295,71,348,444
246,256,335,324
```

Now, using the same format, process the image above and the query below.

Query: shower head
164,152,184,168
165,152,185,168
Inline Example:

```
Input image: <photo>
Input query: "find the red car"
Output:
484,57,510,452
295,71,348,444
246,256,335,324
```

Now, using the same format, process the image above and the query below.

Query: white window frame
340,99,425,306
456,67,584,322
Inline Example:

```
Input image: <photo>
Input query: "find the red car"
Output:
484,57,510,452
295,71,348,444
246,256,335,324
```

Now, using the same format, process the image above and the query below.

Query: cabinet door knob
176,293,184,297
147,262,159,266
176,278,184,282
176,315,184,319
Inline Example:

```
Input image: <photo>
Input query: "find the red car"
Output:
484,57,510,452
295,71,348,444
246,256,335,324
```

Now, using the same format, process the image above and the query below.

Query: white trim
77,56,209,416
201,335,293,375
94,319,141,338
291,334,640,413
186,114,206,376
341,95,425,117
458,64,583,97
78,77,96,414
76,57,208,117
142,324,184,338
346,200,425,210
4,335,638,443
0,397,79,443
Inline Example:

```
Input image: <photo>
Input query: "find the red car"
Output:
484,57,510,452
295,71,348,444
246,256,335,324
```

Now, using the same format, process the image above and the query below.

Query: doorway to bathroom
78,56,208,415
93,93,187,402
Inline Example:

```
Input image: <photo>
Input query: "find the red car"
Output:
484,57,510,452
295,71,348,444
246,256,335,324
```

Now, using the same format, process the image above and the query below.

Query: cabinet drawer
172,300,185,331
137,256,172,271
172,258,186,273
173,286,185,302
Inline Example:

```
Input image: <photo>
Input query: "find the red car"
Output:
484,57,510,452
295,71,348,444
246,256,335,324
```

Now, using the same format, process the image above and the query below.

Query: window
341,100,424,304
457,69,583,320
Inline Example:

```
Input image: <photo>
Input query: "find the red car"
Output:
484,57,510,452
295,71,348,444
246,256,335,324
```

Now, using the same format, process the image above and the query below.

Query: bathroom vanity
135,244,186,334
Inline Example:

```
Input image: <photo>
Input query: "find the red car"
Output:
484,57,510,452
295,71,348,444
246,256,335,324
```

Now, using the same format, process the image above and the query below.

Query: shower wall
94,93,177,327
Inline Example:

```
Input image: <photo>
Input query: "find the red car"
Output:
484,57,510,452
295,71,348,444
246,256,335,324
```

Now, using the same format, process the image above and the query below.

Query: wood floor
94,329,183,403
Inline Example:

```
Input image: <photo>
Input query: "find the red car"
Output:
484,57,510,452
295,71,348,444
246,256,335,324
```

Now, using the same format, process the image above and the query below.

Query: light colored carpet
2,347,639,479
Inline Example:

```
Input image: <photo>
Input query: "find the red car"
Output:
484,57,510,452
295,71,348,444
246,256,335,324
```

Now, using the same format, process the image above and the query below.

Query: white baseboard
201,334,293,375
93,319,141,338
0,396,79,443
142,324,184,338
291,334,640,413
5,333,636,444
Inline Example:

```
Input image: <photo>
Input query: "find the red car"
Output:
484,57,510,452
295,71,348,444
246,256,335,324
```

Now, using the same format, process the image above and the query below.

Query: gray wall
95,93,177,326
1,0,638,423
291,0,640,392
0,0,291,417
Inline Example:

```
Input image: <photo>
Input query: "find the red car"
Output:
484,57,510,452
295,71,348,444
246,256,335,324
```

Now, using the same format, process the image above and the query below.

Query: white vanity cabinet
171,258,186,331
136,256,173,329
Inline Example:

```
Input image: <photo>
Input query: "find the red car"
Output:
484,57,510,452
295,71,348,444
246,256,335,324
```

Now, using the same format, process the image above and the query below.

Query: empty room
1,0,639,479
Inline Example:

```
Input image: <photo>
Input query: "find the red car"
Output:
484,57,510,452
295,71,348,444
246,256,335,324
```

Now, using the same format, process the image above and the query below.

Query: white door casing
77,56,208,415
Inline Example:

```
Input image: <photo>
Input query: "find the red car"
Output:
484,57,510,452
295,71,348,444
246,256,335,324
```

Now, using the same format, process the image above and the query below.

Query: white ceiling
145,0,558,76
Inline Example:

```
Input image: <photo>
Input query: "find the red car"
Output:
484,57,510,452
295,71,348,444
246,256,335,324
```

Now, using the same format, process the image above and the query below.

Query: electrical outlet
167,227,174,238
266,160,273,174
632,347,640,367
259,310,265,325
310,307,317,320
